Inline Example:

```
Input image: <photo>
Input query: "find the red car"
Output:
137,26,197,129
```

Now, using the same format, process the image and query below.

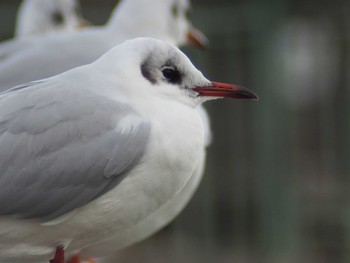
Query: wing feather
0,79,151,222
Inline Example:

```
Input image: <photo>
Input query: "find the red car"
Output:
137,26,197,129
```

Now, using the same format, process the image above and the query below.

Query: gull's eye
51,12,64,25
162,67,181,84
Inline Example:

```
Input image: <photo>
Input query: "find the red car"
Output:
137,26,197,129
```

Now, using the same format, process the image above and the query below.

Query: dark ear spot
51,12,64,25
141,62,157,84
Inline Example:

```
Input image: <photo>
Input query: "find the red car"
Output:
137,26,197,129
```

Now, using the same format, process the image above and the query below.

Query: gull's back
0,28,120,92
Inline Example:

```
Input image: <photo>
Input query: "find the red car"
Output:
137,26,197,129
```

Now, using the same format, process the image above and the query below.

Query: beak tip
187,28,209,49
230,85,259,100
249,93,259,100
199,81,259,100
241,90,259,101
239,92,259,100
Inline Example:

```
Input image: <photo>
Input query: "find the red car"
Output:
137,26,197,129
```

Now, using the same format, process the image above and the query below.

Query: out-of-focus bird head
15,0,90,38
108,0,208,48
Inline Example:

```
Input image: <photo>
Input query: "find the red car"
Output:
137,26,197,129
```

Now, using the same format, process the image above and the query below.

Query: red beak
193,81,258,100
187,27,209,49
77,19,92,29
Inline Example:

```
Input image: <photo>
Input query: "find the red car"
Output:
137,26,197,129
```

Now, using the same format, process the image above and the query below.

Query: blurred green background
1,0,350,262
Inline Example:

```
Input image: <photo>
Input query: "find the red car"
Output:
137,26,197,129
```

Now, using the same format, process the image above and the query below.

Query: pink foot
49,246,65,263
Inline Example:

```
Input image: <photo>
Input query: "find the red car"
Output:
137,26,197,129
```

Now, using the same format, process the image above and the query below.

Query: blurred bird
15,0,89,38
108,0,208,48
0,0,208,90
0,38,257,263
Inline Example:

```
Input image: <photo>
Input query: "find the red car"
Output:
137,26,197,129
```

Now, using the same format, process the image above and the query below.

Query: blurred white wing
0,29,119,91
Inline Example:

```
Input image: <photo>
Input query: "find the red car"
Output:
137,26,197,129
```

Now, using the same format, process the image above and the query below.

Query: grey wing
0,82,151,222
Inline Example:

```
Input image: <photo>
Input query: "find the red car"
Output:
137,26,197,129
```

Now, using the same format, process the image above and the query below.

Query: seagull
0,0,208,91
15,0,89,38
0,1,211,258
4,0,210,259
82,0,211,257
0,38,257,263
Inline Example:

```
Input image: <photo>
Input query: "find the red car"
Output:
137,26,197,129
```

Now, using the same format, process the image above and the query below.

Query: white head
97,38,257,108
108,0,208,48
15,0,89,38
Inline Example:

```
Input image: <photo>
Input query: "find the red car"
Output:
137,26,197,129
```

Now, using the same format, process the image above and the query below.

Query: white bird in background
108,0,208,48
15,0,89,38
0,38,257,263
0,0,208,90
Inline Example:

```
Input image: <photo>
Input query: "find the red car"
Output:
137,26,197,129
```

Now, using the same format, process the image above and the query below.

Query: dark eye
162,67,181,84
51,12,64,25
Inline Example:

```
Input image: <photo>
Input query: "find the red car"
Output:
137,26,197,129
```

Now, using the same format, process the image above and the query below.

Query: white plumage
0,38,257,262
0,0,211,261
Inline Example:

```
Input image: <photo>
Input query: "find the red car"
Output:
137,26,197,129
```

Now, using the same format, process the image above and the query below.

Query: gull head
97,38,258,108
165,0,209,48
108,0,208,48
16,0,89,38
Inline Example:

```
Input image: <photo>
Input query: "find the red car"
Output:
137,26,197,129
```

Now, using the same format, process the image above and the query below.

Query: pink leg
49,246,65,263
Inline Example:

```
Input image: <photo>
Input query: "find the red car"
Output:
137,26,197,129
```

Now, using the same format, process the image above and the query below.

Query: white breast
0,101,204,262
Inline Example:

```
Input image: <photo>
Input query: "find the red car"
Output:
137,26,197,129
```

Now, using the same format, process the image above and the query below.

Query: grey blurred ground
1,0,350,262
